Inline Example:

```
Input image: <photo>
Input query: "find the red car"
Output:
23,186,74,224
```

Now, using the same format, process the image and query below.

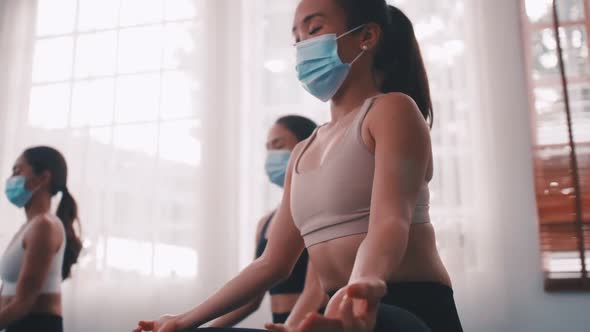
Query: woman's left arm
349,93,431,284
0,217,61,328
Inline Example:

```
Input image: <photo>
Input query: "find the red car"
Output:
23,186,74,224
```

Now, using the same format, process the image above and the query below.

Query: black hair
275,115,318,142
23,146,82,280
335,0,433,127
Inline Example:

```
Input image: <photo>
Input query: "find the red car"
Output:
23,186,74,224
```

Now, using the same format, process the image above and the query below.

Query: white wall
458,0,590,331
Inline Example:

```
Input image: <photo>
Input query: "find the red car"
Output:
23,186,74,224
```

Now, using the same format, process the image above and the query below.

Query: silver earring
362,45,369,50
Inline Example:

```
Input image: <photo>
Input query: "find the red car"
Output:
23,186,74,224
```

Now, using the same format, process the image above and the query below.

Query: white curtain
0,0,244,331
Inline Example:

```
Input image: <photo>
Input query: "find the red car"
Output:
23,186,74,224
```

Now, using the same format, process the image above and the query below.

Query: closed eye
309,26,322,35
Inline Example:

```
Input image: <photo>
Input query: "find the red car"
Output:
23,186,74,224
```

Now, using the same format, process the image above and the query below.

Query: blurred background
0,0,589,331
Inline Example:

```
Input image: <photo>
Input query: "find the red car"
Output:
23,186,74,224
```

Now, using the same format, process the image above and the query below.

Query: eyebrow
292,12,326,33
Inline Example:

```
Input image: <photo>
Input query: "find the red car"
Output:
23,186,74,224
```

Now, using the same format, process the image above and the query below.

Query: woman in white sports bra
0,146,82,332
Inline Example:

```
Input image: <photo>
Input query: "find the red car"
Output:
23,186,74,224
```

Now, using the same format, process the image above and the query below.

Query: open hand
265,277,386,332
132,314,180,332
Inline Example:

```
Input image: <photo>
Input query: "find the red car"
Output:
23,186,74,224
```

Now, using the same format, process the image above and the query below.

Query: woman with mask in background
135,0,462,331
0,146,83,332
208,115,326,328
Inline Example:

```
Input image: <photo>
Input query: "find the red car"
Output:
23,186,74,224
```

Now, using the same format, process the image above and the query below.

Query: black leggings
190,283,461,332
381,282,463,332
326,289,431,332
272,312,290,324
6,313,63,332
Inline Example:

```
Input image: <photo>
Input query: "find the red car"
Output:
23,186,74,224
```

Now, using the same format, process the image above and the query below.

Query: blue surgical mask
265,150,291,188
295,25,366,102
5,176,33,208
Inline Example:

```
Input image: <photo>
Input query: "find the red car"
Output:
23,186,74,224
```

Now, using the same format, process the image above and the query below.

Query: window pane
165,0,202,20
163,23,200,69
29,83,70,129
89,127,113,145
115,74,160,124
262,62,301,106
159,120,201,166
569,84,590,143
103,237,153,275
75,32,117,78
72,79,115,127
525,0,584,24
78,0,120,31
534,87,570,145
160,71,200,119
118,26,163,73
113,123,158,156
36,0,76,36
561,25,588,77
264,12,294,50
32,37,73,82
153,243,198,278
531,26,589,80
120,0,163,26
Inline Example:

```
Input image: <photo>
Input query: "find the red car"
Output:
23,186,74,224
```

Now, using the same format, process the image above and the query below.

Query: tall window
521,0,590,291
27,0,204,278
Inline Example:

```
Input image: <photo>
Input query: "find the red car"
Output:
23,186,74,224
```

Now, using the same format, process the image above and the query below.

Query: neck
25,191,51,221
330,73,381,123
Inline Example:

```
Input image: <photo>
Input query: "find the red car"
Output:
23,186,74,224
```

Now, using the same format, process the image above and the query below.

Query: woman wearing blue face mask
207,115,323,329
0,146,82,332
136,1,462,331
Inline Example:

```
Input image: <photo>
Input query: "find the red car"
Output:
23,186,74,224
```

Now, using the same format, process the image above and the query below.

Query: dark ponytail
335,0,433,127
55,188,82,279
23,146,82,280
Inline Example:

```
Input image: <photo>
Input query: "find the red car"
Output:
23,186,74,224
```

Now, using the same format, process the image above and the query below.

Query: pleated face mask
5,176,34,208
295,25,366,102
265,150,291,188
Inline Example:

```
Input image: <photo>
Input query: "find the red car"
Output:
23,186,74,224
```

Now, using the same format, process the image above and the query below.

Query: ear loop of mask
337,25,368,66
336,24,366,40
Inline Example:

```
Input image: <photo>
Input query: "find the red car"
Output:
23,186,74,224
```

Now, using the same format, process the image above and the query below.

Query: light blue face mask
5,176,34,208
295,25,366,102
265,150,291,188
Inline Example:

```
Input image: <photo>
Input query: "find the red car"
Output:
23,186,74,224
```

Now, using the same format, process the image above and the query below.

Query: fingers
135,321,155,332
139,321,155,329
323,288,347,318
347,280,386,312
264,323,289,332
347,279,386,300
299,313,342,332
339,295,354,326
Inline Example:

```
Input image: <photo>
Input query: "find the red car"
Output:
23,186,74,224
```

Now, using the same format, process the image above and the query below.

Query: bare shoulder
24,214,62,248
290,138,310,161
367,92,429,133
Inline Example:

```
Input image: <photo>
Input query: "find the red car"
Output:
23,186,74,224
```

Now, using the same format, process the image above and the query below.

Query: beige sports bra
290,95,431,248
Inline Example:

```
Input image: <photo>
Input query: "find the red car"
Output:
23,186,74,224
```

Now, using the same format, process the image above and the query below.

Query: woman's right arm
207,213,273,328
136,145,306,332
